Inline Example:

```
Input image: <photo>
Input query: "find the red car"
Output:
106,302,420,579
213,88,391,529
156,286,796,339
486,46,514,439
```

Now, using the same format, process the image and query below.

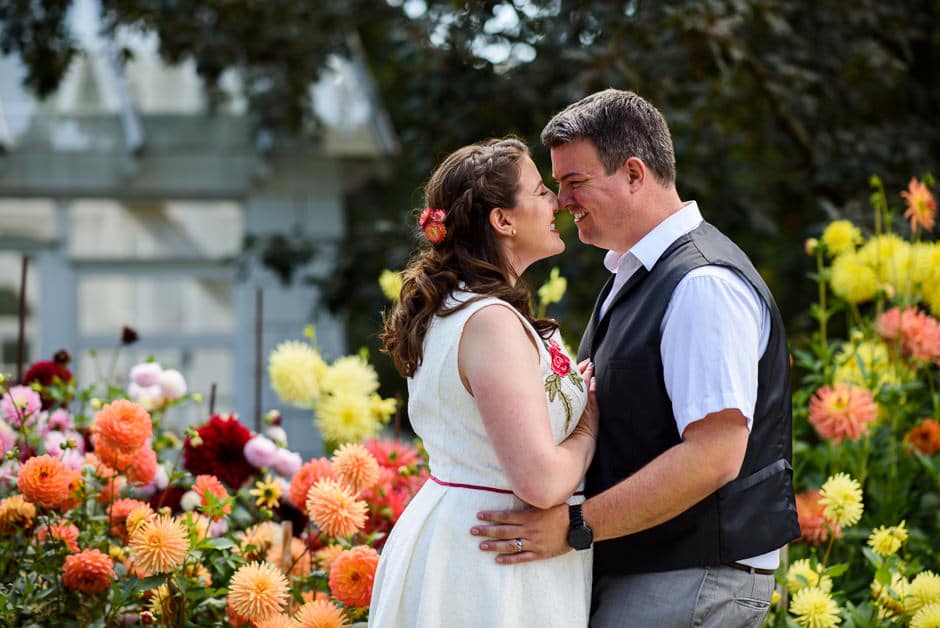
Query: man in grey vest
471,89,799,626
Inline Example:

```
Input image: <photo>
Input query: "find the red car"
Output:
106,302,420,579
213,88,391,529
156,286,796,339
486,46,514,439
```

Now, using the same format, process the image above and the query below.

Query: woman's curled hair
382,137,559,377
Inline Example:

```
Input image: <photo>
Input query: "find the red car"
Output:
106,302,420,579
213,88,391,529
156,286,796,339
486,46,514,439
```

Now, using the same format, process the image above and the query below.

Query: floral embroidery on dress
543,338,584,431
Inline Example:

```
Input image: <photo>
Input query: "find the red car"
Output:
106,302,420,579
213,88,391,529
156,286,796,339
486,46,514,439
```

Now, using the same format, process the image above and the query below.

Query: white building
0,0,397,456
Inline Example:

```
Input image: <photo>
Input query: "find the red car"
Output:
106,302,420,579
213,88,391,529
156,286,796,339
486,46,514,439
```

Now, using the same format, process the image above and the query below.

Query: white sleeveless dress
368,290,592,628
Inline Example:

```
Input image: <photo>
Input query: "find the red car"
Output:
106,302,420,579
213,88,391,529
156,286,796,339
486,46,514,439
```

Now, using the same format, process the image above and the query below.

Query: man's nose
557,186,573,208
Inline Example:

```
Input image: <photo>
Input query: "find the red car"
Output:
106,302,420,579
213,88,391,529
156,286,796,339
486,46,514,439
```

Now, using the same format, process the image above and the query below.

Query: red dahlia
182,414,254,490
22,360,74,410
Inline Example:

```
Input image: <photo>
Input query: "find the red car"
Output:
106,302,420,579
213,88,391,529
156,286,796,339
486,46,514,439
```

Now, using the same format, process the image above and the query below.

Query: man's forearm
584,411,748,541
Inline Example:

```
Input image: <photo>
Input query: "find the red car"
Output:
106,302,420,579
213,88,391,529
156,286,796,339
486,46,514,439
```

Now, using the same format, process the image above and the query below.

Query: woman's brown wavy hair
382,137,559,377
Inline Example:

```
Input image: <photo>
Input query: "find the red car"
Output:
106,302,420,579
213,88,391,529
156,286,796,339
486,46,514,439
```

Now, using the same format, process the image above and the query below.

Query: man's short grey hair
541,89,676,184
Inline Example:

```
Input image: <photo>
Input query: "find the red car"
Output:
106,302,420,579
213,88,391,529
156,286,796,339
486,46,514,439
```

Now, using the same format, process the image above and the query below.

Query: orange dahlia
108,498,152,541
315,544,345,571
255,615,295,628
91,435,136,473
128,515,190,574
808,384,878,444
305,478,368,538
266,535,311,576
193,474,232,518
62,548,115,594
294,599,348,628
328,545,379,608
0,495,37,533
795,489,841,546
332,443,381,493
36,520,80,552
289,457,333,507
125,446,159,486
901,176,937,233
92,399,152,453
59,468,84,512
236,521,281,561
905,419,940,456
226,561,290,623
18,454,72,508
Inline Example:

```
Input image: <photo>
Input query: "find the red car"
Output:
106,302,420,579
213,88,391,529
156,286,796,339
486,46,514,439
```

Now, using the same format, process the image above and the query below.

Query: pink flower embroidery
548,340,571,377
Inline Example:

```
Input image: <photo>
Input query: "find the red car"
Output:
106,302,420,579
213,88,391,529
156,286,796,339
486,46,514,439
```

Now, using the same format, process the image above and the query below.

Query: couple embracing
369,89,800,628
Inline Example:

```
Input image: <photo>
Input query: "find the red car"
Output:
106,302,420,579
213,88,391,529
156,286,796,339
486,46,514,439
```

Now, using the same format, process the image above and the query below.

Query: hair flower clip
419,207,447,244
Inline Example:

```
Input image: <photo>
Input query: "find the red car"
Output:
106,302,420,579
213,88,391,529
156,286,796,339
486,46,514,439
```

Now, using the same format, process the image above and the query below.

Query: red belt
430,474,584,496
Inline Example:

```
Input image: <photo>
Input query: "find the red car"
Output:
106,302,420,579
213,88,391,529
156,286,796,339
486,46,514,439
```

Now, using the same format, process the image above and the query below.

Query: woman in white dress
370,137,597,627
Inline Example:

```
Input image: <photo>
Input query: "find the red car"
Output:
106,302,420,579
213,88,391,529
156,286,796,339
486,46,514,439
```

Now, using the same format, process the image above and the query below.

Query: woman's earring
511,228,517,236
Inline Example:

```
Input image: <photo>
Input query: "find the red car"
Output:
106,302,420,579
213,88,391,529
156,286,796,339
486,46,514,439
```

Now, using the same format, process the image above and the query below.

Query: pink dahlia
808,384,878,444
1,386,42,427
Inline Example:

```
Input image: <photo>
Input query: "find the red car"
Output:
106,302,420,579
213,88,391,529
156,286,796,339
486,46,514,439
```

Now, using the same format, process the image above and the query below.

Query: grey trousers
590,565,775,628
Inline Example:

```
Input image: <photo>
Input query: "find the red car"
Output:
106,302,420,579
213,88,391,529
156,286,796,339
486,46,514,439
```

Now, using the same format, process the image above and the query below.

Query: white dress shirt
599,201,779,570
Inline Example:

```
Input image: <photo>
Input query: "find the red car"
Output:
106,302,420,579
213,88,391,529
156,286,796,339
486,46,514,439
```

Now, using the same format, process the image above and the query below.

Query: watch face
567,526,593,550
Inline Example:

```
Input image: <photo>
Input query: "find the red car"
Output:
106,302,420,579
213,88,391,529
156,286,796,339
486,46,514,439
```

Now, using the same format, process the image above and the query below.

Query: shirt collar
604,201,702,274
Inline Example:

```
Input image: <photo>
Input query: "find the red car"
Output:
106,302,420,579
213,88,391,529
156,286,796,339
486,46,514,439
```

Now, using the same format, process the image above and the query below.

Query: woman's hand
572,360,598,440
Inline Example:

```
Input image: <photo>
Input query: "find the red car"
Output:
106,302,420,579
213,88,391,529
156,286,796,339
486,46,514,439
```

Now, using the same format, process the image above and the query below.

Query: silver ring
514,538,524,553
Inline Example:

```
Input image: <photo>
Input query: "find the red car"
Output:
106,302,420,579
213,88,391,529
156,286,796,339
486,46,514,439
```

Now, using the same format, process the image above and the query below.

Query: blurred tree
3,0,938,407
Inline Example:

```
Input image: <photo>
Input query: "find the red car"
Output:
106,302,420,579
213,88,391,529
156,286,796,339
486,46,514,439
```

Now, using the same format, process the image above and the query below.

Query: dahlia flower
363,438,421,469
906,419,940,456
1,385,41,427
912,603,940,628
829,253,878,304
289,457,333,508
332,443,380,493
37,520,80,552
22,359,73,410
130,362,163,387
250,474,283,510
266,535,310,576
159,369,187,400
789,586,841,628
907,571,940,615
227,561,290,623
255,615,295,628
0,419,15,456
787,559,832,594
61,549,115,594
316,394,381,444
18,454,73,508
193,474,232,518
315,545,345,571
128,515,190,574
0,494,37,533
821,220,862,256
808,384,877,444
320,356,379,398
868,521,907,557
795,489,841,546
328,545,379,608
271,448,302,476
901,176,937,233
268,341,327,407
305,478,368,538
92,399,152,453
378,269,403,302
294,599,349,628
244,435,279,469
182,414,254,490
819,473,864,528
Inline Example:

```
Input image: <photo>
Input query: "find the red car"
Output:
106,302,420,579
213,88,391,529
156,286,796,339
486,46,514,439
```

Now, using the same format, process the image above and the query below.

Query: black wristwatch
566,503,593,550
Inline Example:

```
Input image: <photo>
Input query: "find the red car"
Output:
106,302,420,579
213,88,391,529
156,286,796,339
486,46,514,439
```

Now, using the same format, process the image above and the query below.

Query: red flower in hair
418,208,447,244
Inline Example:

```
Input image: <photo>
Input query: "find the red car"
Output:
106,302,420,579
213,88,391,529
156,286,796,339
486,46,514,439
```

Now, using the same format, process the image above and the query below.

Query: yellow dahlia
819,473,863,528
128,515,190,574
268,341,327,408
331,443,381,493
787,559,832,594
907,571,940,614
147,583,178,622
867,521,907,557
0,494,37,533
871,571,908,617
378,269,403,302
912,603,940,628
294,599,349,628
821,220,862,257
320,356,379,398
315,394,381,444
226,561,290,623
305,478,368,538
832,340,901,392
830,253,878,304
789,586,841,628
369,393,397,423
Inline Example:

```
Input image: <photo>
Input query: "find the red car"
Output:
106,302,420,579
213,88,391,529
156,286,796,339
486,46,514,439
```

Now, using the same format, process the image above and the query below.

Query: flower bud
804,238,819,256
90,398,102,410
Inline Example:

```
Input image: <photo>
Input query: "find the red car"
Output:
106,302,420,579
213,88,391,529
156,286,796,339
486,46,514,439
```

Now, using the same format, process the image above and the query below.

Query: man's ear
488,207,515,237
622,156,645,189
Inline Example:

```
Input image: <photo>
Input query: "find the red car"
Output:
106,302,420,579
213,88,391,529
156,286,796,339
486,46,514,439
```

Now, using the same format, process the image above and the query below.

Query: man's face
550,138,633,252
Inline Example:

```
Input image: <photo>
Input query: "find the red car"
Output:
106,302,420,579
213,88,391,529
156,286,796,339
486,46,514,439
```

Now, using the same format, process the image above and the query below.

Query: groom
472,89,799,626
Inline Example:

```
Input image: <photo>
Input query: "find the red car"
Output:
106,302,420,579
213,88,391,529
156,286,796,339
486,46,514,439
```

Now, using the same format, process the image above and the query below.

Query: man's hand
470,503,571,564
